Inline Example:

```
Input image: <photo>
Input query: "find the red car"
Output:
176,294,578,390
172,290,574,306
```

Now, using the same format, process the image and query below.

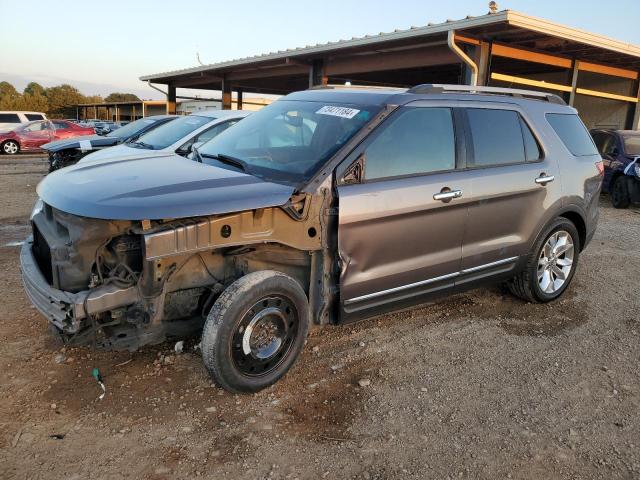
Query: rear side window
25,114,44,121
546,113,598,156
364,107,455,180
0,113,20,123
467,109,526,166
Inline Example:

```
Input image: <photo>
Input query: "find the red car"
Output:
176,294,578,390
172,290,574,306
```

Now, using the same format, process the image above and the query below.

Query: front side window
196,120,237,144
467,109,527,166
52,121,70,130
546,113,598,156
363,107,456,180
133,115,210,150
198,100,381,185
22,121,46,132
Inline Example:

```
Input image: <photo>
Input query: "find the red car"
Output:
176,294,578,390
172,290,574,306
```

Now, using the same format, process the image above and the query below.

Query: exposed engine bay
24,192,334,351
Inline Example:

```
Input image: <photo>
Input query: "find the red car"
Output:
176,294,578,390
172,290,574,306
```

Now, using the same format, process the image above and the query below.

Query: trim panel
344,256,519,306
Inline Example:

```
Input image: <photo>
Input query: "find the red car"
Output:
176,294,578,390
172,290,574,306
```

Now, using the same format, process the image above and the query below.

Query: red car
0,120,95,155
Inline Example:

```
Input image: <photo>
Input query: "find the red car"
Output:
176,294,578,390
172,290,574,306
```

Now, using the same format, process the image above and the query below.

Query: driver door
21,121,52,149
336,105,471,322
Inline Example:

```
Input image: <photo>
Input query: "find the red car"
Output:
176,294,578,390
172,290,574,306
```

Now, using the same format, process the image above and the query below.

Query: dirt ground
1,156,639,480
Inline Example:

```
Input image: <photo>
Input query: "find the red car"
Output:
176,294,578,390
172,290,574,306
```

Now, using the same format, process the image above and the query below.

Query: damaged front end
21,192,330,351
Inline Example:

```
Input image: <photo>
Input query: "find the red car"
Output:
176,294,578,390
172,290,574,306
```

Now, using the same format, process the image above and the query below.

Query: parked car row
0,120,95,155
20,84,603,393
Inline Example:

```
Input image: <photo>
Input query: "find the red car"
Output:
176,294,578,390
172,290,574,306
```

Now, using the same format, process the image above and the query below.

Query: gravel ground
0,157,639,480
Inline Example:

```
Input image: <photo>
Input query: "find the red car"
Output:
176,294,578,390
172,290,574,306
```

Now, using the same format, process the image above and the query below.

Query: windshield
107,117,159,138
132,115,210,149
622,134,640,156
198,100,381,185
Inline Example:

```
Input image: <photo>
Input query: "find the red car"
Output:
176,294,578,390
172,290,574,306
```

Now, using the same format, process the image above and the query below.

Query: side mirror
189,142,205,161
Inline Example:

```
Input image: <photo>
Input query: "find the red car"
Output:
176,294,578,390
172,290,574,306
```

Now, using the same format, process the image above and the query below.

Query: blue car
591,129,640,208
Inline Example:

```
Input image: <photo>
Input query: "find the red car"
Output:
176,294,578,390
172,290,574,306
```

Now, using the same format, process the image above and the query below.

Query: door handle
433,189,463,202
535,174,555,185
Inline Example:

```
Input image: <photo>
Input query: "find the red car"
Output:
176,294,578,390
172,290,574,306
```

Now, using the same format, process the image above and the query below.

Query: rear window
25,114,44,121
0,113,20,123
546,113,598,156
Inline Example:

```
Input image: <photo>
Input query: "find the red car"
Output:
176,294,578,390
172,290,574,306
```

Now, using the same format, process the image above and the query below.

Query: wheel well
560,211,586,251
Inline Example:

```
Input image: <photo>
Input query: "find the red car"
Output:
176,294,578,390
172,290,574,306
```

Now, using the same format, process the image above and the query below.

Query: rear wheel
2,140,19,155
201,271,309,393
611,176,631,209
508,218,580,303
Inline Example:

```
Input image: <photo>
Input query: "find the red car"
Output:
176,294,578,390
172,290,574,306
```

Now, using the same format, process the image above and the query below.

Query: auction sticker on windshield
316,106,360,119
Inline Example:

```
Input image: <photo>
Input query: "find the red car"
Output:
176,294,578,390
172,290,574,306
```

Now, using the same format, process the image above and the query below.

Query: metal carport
140,9,640,129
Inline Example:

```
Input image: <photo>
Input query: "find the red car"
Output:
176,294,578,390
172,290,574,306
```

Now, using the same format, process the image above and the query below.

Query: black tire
611,176,631,209
1,140,20,155
508,218,580,303
201,271,309,393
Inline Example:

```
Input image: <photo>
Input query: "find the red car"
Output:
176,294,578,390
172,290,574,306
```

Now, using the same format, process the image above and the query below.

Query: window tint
0,113,20,123
546,113,598,156
25,114,44,121
520,118,541,162
52,121,69,130
591,132,606,153
467,109,525,166
364,107,455,180
601,135,617,155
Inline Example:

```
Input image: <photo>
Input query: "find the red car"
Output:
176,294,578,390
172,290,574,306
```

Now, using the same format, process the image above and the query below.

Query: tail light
595,161,604,177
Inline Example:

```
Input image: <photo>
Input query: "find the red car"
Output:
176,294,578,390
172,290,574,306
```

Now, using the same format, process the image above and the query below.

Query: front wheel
611,176,631,209
201,271,310,393
2,140,19,155
508,218,580,303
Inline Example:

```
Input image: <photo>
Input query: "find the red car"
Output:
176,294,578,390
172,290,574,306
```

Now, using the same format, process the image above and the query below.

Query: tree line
0,81,141,119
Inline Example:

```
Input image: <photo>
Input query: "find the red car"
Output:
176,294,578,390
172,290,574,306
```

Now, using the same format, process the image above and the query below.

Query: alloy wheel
537,230,574,294
3,141,18,155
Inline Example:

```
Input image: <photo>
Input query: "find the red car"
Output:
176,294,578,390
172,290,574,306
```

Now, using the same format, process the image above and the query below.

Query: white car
0,111,48,131
80,110,249,163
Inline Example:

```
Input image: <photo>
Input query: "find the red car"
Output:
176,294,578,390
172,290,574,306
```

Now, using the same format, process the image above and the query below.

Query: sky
1,0,639,100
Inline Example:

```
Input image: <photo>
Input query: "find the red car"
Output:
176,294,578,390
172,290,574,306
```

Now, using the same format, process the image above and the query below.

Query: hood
37,154,295,220
79,143,168,163
41,134,120,152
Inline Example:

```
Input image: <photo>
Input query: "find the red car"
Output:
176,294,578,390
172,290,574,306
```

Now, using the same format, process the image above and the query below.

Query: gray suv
21,85,602,392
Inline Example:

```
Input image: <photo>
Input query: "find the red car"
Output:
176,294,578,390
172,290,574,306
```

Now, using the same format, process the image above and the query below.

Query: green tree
45,84,86,117
0,81,21,109
22,91,49,112
24,82,46,97
104,92,140,102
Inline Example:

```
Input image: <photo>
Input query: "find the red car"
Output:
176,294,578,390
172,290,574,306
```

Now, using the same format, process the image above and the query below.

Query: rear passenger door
458,105,561,284
336,104,472,321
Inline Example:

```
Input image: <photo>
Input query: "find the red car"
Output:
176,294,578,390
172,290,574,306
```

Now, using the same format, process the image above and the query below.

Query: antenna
196,52,204,66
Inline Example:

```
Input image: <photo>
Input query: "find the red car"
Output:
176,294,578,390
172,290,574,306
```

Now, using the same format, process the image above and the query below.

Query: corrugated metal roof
140,10,640,82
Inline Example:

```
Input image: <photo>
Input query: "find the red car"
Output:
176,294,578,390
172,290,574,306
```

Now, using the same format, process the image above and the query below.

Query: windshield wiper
201,153,248,172
129,141,154,149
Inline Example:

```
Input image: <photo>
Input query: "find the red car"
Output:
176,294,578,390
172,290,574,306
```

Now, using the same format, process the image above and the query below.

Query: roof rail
308,84,405,91
407,84,566,105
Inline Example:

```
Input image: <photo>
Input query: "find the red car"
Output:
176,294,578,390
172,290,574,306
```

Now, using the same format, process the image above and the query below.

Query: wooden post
221,76,232,110
167,85,177,114
237,88,243,110
569,60,579,106
309,59,328,87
